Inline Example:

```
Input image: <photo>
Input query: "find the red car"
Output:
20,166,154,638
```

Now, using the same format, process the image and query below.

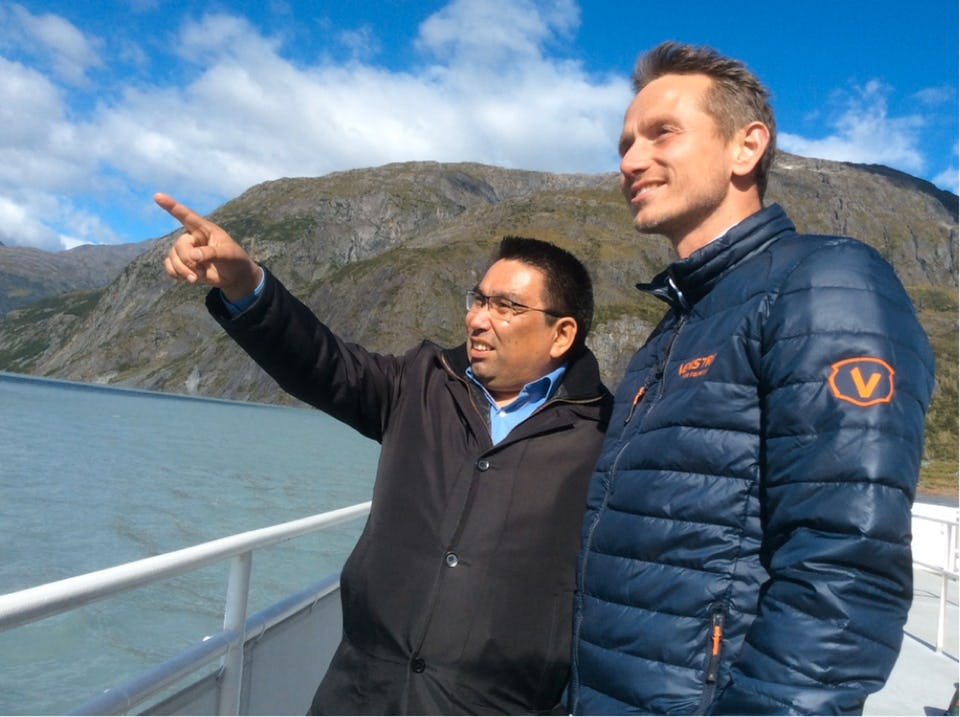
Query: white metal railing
910,508,959,653
0,501,371,715
70,571,343,715
0,501,955,714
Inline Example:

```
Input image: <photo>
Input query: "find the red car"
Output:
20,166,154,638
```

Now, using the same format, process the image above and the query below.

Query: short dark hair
632,41,777,199
495,235,594,356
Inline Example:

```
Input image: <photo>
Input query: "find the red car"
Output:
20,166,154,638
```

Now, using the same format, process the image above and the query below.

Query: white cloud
0,195,60,249
913,85,955,107
6,1,952,252
57,204,122,247
336,25,381,62
417,0,579,65
0,56,64,145
931,141,959,194
779,80,926,174
0,57,125,249
0,62,106,197
85,5,626,202
0,189,122,250
0,0,621,249
174,13,282,66
8,4,102,85
931,167,959,194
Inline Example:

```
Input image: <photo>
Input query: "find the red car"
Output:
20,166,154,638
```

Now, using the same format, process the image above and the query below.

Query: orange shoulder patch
828,357,895,406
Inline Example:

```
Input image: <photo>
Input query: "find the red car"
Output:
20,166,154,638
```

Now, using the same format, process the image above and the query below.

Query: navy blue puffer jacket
570,204,935,715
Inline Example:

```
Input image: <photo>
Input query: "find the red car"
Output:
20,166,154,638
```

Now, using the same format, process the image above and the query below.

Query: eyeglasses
465,289,562,319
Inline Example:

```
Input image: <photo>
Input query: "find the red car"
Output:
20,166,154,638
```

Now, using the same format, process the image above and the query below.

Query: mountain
0,239,156,315
0,155,956,490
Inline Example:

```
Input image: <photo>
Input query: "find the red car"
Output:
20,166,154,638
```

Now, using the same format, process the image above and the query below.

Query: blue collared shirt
466,364,567,445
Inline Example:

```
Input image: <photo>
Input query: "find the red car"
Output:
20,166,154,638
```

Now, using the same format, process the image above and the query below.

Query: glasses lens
465,291,528,319
488,296,514,318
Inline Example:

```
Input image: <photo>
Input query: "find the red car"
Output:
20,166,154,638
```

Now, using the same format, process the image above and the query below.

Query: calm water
0,372,380,715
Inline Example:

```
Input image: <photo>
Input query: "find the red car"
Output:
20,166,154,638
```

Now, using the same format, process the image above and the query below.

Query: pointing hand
154,192,262,301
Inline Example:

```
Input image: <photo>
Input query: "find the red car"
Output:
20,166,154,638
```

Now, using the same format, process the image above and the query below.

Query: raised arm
154,192,262,302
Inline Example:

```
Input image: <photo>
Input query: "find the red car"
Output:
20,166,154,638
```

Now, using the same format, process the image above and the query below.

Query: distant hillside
0,155,956,490
0,240,155,315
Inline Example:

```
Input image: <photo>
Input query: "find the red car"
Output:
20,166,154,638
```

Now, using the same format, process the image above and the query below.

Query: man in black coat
156,192,612,715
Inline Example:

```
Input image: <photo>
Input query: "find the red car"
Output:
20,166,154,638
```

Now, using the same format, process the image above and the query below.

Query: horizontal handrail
70,626,238,715
911,510,959,573
1,500,954,714
2,503,951,633
912,511,960,531
0,501,371,633
68,574,342,715
914,560,959,579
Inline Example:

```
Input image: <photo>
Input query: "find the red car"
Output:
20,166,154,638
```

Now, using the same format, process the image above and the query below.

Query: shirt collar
465,363,566,411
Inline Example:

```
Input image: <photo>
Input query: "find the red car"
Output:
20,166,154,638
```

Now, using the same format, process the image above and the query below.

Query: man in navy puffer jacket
569,41,935,715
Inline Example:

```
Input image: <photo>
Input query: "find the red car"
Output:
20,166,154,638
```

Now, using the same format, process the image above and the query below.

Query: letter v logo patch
828,357,895,407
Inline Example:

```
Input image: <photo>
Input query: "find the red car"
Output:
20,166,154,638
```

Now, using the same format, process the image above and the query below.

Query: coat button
444,552,459,567
411,658,426,673
476,459,490,471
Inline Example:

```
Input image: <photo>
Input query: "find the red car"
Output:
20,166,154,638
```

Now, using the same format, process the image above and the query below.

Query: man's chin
468,360,489,378
633,212,666,235
469,350,495,368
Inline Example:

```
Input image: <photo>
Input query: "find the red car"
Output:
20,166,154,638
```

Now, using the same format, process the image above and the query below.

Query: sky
0,0,957,251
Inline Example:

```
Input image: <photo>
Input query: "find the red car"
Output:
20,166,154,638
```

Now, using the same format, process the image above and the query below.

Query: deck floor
864,567,958,716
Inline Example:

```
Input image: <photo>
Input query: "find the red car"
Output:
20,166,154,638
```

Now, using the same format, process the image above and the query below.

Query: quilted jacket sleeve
711,239,935,715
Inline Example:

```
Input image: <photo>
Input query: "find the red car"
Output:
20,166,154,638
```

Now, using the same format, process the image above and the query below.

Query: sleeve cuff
220,266,266,316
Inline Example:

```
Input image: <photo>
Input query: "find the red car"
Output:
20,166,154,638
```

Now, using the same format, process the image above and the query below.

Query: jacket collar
441,343,608,403
638,203,796,311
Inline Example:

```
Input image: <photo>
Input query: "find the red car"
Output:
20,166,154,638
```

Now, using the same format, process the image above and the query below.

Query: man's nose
620,138,653,177
466,305,491,329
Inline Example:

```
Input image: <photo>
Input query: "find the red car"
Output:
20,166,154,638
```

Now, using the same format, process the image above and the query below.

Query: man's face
619,73,739,256
465,259,564,404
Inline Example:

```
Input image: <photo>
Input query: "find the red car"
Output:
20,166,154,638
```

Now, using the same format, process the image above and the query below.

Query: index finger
153,192,211,235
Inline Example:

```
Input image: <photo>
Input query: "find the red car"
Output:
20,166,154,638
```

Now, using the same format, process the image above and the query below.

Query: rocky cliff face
767,157,957,287
1,156,956,479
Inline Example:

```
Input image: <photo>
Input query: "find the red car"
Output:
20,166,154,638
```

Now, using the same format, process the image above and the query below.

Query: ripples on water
0,373,380,715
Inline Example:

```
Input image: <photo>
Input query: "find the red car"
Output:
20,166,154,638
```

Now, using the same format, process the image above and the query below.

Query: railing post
936,519,958,653
218,552,252,715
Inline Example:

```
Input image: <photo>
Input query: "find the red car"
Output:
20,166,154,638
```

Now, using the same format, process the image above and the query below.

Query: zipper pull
705,611,724,683
623,385,647,425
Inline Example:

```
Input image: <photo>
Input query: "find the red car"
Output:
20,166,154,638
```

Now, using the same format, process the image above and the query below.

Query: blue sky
1,0,956,250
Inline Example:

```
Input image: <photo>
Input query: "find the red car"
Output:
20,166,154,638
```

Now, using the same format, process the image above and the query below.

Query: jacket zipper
622,313,688,429
622,384,647,425
692,607,725,714
705,608,725,684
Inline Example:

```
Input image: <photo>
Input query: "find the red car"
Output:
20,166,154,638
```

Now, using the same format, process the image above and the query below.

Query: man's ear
549,317,578,359
731,121,770,179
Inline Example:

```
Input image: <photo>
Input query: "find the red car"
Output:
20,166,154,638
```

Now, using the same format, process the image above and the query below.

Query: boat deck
865,566,958,715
